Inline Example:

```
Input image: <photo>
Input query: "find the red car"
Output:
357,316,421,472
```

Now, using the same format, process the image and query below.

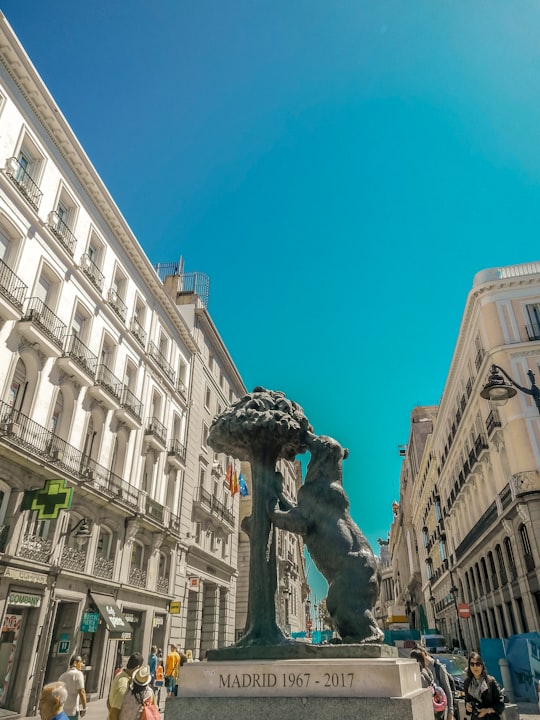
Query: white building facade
0,15,242,714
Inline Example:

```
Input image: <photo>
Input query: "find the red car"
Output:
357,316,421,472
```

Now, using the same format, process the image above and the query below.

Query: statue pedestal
165,655,433,720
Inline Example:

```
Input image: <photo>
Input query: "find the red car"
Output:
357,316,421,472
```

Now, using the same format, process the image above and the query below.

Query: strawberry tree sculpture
208,386,312,646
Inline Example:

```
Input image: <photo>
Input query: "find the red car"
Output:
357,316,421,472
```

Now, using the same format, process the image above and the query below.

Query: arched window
504,537,517,580
6,358,27,412
519,525,535,571
495,544,507,585
488,551,498,590
94,526,115,580
481,557,491,593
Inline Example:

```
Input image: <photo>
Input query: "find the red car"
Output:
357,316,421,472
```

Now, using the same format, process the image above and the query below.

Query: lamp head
480,366,518,406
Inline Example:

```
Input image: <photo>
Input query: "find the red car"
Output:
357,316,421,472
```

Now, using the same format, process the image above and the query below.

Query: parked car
421,633,447,653
432,653,468,694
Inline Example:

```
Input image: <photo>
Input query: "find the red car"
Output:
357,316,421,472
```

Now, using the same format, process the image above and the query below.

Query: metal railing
129,566,147,588
62,334,98,377
19,533,53,562
6,156,43,210
93,554,114,579
130,317,147,346
0,258,27,310
168,438,186,462
194,486,235,527
148,341,176,383
157,575,170,594
153,263,210,309
145,416,167,446
0,401,150,516
95,363,122,402
79,253,105,291
47,211,77,256
107,288,127,321
120,386,142,423
486,409,502,436
21,297,66,347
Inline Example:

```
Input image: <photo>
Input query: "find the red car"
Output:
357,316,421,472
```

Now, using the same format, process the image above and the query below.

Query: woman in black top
464,652,505,719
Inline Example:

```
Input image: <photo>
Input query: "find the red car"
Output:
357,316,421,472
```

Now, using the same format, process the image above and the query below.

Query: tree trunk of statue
239,445,287,646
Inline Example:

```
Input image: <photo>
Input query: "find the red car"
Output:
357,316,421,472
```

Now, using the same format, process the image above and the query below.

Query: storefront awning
90,593,133,640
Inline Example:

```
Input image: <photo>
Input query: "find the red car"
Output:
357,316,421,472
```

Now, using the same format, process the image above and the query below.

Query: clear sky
4,1,540,603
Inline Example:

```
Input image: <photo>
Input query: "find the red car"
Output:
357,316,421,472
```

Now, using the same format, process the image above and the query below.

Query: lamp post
480,364,540,413
449,570,466,653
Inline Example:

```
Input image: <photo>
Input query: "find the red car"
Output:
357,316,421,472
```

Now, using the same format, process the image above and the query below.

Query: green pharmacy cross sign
22,479,73,519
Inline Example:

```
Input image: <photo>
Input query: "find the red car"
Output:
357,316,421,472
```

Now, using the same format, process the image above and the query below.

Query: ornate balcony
93,554,114,580
88,363,122,409
47,210,77,256
19,297,66,355
0,258,27,321
148,341,175,384
144,416,167,452
79,253,105,292
114,386,143,429
18,533,53,563
57,334,97,384
129,566,147,588
193,486,235,529
167,438,186,468
130,317,147,347
6,156,43,210
107,288,127,322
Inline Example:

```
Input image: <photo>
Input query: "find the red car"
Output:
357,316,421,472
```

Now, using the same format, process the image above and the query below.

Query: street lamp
449,570,466,653
480,364,540,413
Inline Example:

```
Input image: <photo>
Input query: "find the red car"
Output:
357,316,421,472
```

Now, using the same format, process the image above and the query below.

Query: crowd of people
37,642,514,720
37,643,195,720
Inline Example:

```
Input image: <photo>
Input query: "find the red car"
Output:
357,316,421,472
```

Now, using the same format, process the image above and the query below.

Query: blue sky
4,1,540,603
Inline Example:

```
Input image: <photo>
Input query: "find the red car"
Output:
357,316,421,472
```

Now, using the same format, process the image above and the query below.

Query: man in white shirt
58,655,86,720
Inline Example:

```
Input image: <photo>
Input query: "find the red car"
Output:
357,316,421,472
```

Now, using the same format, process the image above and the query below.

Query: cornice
0,14,197,355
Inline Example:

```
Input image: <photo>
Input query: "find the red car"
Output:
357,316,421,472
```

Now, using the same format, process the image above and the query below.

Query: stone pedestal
165,656,433,720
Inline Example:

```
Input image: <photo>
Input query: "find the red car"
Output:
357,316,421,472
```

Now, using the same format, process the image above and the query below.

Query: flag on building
224,464,233,492
231,471,239,496
239,473,249,496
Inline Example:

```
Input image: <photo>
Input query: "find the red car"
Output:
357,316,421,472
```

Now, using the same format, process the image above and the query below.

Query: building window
504,537,517,579
205,386,211,410
520,525,535,571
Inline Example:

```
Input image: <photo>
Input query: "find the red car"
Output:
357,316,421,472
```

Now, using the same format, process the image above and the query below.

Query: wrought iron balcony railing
79,253,105,291
194,486,235,527
47,211,77,255
145,416,167,446
21,297,66,347
6,156,43,210
148,341,176,383
120,386,143,422
107,288,127,322
0,258,27,310
168,438,187,462
95,363,122,401
62,334,98,377
130,317,147,347
0,400,150,516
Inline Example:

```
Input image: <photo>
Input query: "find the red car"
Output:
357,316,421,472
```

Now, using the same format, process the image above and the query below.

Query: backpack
433,659,456,697
431,683,447,715
140,697,160,720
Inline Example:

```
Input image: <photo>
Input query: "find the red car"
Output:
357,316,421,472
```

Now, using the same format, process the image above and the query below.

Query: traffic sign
457,603,471,618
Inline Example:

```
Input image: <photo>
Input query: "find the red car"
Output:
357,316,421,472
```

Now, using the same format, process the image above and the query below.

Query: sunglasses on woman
470,661,483,667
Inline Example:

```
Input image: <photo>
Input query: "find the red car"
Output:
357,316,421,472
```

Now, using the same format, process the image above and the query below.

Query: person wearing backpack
119,665,158,720
410,650,448,719
416,643,455,720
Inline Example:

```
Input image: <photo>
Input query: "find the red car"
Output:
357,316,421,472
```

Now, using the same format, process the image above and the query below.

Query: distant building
389,263,540,649
0,15,244,714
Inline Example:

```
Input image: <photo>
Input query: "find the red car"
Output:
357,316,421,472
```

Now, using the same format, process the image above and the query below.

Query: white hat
133,665,152,686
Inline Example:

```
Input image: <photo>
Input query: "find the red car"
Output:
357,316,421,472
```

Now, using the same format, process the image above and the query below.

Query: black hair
466,651,488,683
127,652,144,669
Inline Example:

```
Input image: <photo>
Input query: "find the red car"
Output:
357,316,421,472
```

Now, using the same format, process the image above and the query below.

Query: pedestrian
464,652,505,720
165,644,180,698
58,654,87,720
410,649,447,720
147,646,158,689
107,652,144,720
38,682,70,720
154,658,164,706
415,642,455,720
119,665,157,720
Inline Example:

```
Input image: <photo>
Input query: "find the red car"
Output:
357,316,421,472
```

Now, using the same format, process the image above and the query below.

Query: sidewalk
18,696,169,720
15,697,540,719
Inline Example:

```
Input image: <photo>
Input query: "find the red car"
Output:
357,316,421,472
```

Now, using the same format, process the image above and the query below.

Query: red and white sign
457,603,471,618
188,577,199,592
